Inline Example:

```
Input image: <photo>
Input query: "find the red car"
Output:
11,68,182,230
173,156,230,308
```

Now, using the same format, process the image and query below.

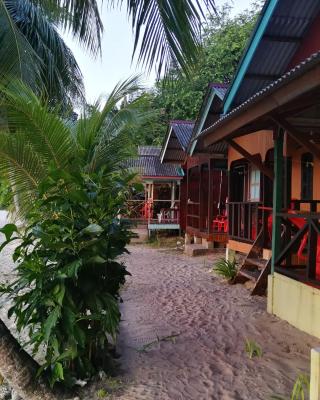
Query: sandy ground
115,245,320,400
0,211,319,400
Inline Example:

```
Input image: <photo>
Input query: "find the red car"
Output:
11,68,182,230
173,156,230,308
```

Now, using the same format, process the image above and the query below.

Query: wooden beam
271,115,320,161
227,139,274,180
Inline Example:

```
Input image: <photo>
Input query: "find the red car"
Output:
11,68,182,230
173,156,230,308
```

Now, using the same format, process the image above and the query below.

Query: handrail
274,209,320,284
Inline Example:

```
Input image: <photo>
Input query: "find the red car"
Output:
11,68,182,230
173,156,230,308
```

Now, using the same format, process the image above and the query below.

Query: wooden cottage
196,0,320,338
161,88,228,253
127,146,184,234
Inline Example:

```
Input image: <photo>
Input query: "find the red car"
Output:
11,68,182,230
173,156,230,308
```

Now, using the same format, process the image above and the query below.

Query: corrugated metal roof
128,148,184,178
170,120,194,151
189,83,228,154
209,83,228,100
224,0,320,111
201,50,320,140
138,146,161,157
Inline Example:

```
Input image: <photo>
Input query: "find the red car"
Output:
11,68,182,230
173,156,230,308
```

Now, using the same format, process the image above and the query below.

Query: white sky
62,0,254,104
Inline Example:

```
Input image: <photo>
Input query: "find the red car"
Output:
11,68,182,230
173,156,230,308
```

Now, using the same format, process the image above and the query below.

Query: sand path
116,245,320,400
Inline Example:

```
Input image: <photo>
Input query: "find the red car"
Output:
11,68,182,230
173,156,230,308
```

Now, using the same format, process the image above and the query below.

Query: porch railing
228,201,262,243
274,200,320,285
124,200,180,225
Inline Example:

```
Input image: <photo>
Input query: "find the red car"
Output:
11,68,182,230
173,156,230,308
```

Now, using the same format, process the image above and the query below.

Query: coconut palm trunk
0,320,58,400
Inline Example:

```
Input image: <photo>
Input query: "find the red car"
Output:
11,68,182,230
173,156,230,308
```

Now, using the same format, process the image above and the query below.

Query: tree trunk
0,319,58,400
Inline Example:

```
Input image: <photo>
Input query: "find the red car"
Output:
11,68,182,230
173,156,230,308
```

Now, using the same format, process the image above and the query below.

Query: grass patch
213,258,237,281
245,338,262,359
270,373,310,400
97,388,109,398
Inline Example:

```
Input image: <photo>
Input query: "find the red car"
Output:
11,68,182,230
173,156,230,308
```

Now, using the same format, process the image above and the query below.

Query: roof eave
202,55,320,147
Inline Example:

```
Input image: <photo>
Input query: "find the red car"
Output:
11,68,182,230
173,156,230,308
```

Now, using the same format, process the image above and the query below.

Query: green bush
213,258,237,281
0,166,132,387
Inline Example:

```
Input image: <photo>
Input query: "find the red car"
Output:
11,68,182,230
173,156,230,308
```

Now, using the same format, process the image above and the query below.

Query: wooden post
171,181,176,208
208,160,213,234
271,128,284,274
310,348,320,400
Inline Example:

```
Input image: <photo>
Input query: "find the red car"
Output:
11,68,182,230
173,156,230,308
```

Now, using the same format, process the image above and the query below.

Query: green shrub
245,339,262,359
213,258,237,281
0,166,132,387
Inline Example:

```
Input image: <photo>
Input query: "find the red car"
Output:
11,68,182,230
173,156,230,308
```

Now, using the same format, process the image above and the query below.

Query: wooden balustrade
228,201,262,243
274,202,320,285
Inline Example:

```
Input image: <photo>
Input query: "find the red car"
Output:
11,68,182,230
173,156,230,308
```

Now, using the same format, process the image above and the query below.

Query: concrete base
268,273,320,339
185,233,192,245
185,243,212,257
202,238,214,249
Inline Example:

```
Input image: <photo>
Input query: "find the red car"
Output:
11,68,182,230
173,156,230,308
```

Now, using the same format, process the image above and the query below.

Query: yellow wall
228,130,273,167
268,273,320,339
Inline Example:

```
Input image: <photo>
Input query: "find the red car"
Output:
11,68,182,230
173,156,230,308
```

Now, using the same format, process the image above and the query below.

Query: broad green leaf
43,306,60,343
80,223,103,235
63,259,82,278
0,223,18,241
53,362,64,381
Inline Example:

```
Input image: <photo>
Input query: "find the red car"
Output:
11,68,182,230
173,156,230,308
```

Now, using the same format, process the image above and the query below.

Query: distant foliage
213,258,237,281
0,166,132,387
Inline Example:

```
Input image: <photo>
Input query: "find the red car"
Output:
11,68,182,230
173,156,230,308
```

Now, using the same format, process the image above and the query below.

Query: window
301,153,313,200
249,167,260,201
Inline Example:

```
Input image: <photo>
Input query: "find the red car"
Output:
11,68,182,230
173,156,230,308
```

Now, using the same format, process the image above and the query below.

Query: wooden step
239,268,261,281
245,257,268,269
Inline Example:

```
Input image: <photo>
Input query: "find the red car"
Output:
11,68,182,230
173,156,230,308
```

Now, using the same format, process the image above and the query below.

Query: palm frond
0,0,42,87
77,76,143,169
5,0,85,106
0,132,45,214
108,0,216,75
88,107,140,172
0,81,75,170
36,0,103,56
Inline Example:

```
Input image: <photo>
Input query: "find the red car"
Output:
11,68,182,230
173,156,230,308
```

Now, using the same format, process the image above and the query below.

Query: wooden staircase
234,228,271,295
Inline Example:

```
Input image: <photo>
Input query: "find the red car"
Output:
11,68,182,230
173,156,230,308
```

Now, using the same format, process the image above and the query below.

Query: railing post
272,128,284,273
